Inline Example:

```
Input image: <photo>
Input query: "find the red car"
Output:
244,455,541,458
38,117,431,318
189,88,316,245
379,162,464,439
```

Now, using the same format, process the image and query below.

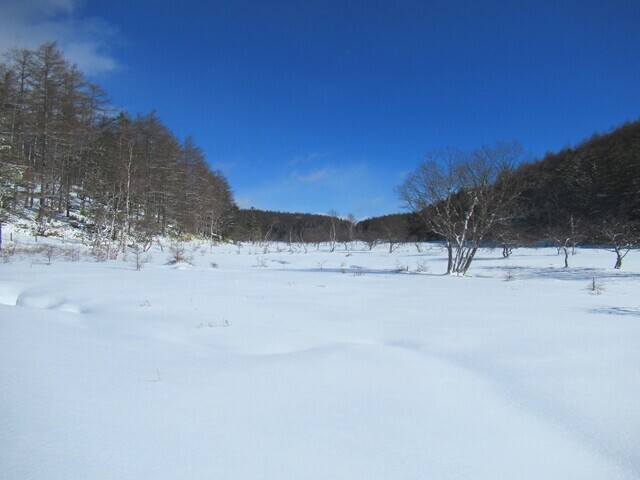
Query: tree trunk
461,246,479,275
614,249,623,269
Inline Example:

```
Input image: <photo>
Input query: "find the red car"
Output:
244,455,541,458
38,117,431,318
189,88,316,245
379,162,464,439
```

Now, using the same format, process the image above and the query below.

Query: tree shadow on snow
590,306,640,317
294,266,444,276
478,265,640,282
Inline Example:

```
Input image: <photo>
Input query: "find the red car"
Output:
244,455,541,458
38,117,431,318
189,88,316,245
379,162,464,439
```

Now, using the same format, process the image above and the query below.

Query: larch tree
1,42,237,248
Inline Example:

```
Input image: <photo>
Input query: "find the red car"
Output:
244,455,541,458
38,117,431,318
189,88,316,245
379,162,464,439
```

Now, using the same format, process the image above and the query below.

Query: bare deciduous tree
547,215,582,268
0,162,25,250
328,210,338,252
398,142,522,274
491,222,522,258
346,213,356,242
599,220,638,269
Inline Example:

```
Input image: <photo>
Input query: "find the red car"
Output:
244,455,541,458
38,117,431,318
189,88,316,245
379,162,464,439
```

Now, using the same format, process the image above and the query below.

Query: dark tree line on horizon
232,209,438,249
0,42,236,254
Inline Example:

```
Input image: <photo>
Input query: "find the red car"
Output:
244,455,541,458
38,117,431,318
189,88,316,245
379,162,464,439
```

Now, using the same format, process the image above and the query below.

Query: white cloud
0,0,119,76
235,196,255,209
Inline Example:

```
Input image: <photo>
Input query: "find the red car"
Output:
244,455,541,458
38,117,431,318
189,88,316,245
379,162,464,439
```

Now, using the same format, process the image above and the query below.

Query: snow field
1,232,639,479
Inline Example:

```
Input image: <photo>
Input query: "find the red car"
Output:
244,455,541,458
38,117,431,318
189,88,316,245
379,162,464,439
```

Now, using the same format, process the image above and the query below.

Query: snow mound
0,282,23,307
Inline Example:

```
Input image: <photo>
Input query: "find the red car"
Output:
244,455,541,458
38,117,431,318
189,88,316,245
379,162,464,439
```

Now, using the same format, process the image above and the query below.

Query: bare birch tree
328,210,338,252
398,142,522,274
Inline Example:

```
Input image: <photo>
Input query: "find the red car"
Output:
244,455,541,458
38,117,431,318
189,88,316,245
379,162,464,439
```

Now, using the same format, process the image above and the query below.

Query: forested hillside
514,120,640,230
0,42,236,250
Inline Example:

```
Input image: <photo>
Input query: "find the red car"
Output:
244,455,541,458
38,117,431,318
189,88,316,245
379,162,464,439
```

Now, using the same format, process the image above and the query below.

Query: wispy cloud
211,159,239,176
292,168,329,184
233,158,399,217
0,0,119,76
287,152,328,167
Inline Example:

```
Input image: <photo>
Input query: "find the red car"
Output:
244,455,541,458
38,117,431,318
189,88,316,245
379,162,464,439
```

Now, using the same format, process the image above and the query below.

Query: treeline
233,209,355,246
233,209,437,248
0,42,236,251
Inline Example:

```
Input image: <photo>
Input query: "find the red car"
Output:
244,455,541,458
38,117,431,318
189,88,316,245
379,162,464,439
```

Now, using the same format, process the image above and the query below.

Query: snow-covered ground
1,228,639,479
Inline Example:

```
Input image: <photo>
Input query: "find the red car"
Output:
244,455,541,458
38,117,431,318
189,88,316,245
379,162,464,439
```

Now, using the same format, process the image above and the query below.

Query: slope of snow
1,231,639,479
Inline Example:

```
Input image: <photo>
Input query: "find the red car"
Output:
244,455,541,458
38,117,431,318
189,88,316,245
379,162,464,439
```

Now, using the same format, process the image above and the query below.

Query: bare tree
0,162,25,250
364,236,380,251
381,219,401,253
327,210,338,252
599,220,638,269
29,42,67,228
398,142,522,274
547,215,582,268
346,213,356,241
490,222,522,258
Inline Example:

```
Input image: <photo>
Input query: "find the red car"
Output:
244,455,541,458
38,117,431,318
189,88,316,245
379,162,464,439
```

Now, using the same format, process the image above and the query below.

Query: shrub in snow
131,245,151,271
167,243,193,265
62,246,81,262
39,245,57,265
415,260,429,273
353,267,364,277
91,245,110,262
588,278,605,295
197,318,230,328
395,260,409,272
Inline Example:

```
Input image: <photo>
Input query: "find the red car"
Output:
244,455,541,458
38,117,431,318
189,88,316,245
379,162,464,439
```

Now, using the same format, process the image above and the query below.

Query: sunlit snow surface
1,231,639,479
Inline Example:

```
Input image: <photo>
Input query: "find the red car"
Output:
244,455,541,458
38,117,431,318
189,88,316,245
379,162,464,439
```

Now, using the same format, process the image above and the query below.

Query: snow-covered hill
1,226,639,479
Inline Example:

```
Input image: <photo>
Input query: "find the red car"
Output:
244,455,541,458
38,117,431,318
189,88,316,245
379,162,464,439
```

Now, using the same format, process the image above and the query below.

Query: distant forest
1,43,639,253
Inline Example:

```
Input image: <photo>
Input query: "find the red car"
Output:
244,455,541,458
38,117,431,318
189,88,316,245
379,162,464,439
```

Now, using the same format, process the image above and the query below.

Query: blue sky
1,0,639,218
